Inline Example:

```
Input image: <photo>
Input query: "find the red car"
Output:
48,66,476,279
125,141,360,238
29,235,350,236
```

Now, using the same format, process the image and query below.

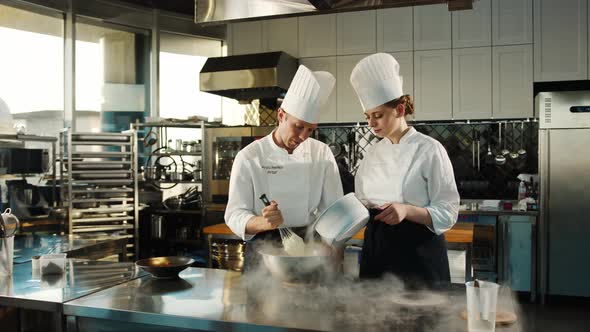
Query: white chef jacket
224,132,344,240
355,127,459,235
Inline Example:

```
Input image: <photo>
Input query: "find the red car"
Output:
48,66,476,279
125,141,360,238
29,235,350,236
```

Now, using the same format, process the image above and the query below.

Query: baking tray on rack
72,132,131,142
72,215,133,224
71,197,134,204
72,141,130,146
70,179,134,185
71,206,134,214
71,151,131,158
71,187,134,194
72,216,134,223
72,224,134,233
69,162,131,171
72,171,132,179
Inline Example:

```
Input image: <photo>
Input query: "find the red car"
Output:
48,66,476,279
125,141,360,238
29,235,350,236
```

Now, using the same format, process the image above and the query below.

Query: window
0,4,64,139
159,32,222,121
75,21,150,133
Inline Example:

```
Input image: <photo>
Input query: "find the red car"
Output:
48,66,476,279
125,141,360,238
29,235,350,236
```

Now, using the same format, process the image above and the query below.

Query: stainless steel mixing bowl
257,246,339,284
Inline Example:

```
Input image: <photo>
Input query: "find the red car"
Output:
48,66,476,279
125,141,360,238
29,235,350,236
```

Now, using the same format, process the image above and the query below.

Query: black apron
359,208,451,290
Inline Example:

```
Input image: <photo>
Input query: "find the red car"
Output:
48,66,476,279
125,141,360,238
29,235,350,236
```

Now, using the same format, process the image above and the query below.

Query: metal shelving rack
60,129,139,258
132,120,208,258
0,133,58,205
132,120,207,189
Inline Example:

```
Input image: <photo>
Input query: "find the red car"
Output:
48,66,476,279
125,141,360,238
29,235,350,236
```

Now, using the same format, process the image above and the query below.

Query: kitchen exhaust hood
199,51,298,101
194,0,474,24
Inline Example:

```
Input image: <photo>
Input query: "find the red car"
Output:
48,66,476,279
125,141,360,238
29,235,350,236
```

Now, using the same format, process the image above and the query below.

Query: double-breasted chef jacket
225,132,343,241
355,127,460,289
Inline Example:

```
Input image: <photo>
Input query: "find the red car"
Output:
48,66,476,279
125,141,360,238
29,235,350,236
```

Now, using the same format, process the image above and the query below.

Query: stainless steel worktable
459,210,539,216
64,267,522,332
13,234,129,264
0,260,144,331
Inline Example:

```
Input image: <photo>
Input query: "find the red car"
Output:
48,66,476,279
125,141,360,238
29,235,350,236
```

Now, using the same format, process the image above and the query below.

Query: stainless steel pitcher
0,209,18,276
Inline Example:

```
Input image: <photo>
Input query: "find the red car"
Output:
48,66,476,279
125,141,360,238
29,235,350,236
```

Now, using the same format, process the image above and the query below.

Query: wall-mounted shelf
144,180,202,184
147,152,202,157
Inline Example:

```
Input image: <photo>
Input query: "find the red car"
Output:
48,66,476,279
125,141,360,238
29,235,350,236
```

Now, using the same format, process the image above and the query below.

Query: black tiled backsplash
316,120,538,200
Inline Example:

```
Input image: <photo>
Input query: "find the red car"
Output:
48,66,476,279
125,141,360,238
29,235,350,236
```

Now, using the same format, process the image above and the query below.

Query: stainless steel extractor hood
199,51,298,101
194,0,475,24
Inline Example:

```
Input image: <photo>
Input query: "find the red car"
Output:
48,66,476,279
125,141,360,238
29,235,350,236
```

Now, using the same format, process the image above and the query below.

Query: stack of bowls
211,239,245,271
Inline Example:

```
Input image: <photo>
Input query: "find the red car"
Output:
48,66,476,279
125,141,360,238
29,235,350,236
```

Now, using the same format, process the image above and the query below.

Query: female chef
350,53,460,290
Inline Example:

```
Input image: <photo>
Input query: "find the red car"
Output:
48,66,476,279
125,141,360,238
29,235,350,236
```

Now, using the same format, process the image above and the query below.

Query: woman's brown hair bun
385,95,415,116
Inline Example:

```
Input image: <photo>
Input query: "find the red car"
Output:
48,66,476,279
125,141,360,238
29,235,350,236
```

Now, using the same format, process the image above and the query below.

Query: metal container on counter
151,215,164,239
144,166,160,180
210,239,244,272
0,208,19,276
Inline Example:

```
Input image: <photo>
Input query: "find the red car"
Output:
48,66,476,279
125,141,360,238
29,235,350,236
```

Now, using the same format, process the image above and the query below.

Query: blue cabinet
499,215,535,293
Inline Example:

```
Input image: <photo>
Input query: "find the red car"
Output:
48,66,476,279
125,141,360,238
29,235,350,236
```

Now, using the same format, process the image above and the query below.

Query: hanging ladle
501,122,510,156
495,123,506,165
485,130,495,165
328,129,342,157
510,122,520,159
518,121,527,157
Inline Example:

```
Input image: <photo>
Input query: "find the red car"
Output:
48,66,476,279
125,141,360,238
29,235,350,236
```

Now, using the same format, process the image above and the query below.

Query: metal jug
0,208,19,276
0,208,19,238
151,215,164,239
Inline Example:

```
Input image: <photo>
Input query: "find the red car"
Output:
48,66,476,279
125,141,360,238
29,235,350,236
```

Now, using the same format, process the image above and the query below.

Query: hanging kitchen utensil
509,122,519,159
518,121,527,157
328,129,342,158
476,130,481,172
501,122,510,156
485,130,495,165
495,123,506,165
347,130,355,170
471,128,476,172
143,128,158,147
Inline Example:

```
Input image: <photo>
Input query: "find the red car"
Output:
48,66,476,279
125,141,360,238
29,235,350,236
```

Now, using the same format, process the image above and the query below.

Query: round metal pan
135,256,195,279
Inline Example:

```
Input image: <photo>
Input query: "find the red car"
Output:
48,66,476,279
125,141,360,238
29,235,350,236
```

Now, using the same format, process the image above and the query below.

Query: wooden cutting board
460,308,518,326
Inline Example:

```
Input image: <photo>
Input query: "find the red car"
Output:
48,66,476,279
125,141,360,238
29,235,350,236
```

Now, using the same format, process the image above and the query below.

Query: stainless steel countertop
64,267,522,332
13,234,128,264
459,209,539,216
0,260,144,311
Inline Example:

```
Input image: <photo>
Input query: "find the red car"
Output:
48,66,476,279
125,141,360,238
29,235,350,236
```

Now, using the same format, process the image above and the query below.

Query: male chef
224,65,343,265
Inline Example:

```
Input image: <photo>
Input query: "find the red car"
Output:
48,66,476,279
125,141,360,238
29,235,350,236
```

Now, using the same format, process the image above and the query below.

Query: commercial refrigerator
537,91,590,299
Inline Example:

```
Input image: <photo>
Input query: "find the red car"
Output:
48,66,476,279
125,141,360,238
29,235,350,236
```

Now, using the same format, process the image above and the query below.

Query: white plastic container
314,193,369,246
466,280,500,332
39,253,67,275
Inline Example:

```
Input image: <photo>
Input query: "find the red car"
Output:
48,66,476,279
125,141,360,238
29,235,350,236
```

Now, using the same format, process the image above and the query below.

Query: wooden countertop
203,222,473,244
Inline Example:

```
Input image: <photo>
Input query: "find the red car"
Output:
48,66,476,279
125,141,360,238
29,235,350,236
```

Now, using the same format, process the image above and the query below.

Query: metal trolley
60,129,138,259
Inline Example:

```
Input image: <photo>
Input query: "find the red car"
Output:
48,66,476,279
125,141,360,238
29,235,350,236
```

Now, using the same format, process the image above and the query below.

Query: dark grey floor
517,296,590,332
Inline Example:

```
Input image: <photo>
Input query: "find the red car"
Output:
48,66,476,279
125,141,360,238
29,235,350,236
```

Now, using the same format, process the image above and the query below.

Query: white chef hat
282,65,335,124
350,53,404,112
